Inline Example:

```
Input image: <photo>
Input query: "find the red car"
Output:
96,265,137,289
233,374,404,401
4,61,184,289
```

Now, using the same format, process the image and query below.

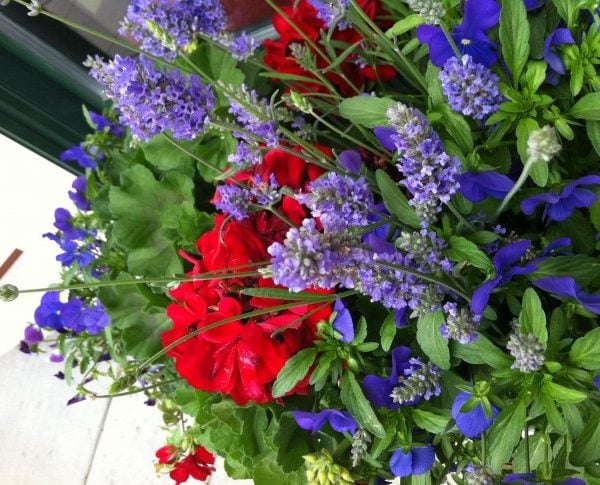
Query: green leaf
272,348,318,398
338,96,395,128
425,63,444,107
519,288,547,345
542,381,587,403
253,453,306,485
512,433,545,473
340,372,385,437
188,42,244,87
417,311,450,370
433,105,473,153
570,93,600,120
386,14,425,37
445,236,492,271
486,398,527,472
533,255,600,286
380,312,397,352
524,60,548,93
239,287,333,301
173,388,214,418
194,132,237,183
452,334,512,369
141,136,197,174
412,408,451,434
571,410,600,465
375,169,421,228
499,0,530,86
109,165,198,276
122,311,172,360
586,120,600,157
274,413,313,472
570,327,600,370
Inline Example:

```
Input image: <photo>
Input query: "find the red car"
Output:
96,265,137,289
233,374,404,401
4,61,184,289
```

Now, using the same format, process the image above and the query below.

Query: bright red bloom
163,147,333,405
264,0,395,95
155,445,215,485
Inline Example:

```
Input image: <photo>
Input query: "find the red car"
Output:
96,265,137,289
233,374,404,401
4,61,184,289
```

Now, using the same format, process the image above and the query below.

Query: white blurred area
0,132,73,356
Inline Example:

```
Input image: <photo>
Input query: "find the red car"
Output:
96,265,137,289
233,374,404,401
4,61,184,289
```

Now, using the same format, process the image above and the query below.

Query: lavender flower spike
307,0,350,29
439,55,503,122
390,358,442,404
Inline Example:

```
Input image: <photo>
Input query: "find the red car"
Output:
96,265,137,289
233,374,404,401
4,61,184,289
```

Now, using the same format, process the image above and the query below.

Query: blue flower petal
389,449,413,477
332,299,354,343
410,445,436,475
451,391,498,438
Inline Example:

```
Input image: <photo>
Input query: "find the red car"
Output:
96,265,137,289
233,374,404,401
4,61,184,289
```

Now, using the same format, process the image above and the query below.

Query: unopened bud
527,125,561,163
0,284,18,302
290,91,312,114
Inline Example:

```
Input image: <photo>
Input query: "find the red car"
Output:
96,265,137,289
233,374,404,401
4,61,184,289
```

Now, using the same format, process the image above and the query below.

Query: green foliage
375,169,421,228
340,372,385,437
571,410,600,465
570,327,600,370
338,96,395,128
499,0,530,87
416,311,450,370
380,311,397,352
570,93,600,120
519,288,548,345
486,397,528,472
452,334,512,369
445,236,492,271
272,348,318,398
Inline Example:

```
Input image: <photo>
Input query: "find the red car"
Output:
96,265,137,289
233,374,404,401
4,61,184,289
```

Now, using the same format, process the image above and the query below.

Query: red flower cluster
264,0,396,96
155,445,215,484
162,147,333,405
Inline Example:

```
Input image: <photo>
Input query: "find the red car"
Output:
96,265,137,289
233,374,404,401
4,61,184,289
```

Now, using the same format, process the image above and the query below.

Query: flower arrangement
4,0,600,484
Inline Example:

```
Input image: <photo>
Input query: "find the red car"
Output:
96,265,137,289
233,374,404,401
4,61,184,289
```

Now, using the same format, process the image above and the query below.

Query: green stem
524,424,531,473
447,202,476,232
82,377,182,399
374,261,471,301
162,133,225,175
440,23,462,59
17,261,268,294
481,431,487,467
495,157,534,217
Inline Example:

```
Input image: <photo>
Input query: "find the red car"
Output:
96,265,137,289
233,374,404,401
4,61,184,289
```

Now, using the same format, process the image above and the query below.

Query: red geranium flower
264,0,395,95
155,445,215,485
163,146,333,405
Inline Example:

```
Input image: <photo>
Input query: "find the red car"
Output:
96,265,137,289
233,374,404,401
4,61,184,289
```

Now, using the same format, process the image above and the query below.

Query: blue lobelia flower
533,276,600,315
61,299,111,334
503,473,585,484
416,0,500,67
88,111,125,137
521,175,600,222
60,145,97,170
471,240,536,314
524,0,546,10
332,299,354,343
68,176,91,212
457,171,514,202
390,444,436,478
544,28,575,85
292,409,357,434
363,346,413,409
338,150,363,174
451,391,499,438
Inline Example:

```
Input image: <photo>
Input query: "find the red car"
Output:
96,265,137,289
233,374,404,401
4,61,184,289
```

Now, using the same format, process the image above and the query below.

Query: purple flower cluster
439,55,503,122
441,302,480,343
44,208,98,268
307,0,350,29
268,219,428,311
34,291,110,335
298,172,375,231
119,0,227,60
226,33,259,61
227,85,278,166
214,184,252,221
375,103,461,224
396,229,452,274
89,55,215,141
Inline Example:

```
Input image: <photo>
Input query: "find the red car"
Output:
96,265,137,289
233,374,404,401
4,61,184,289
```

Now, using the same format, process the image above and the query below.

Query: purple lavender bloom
61,299,111,334
544,28,576,85
293,409,358,434
68,176,91,212
214,184,252,220
250,174,280,206
60,145,97,170
521,175,600,222
89,55,215,141
503,474,584,484
452,391,498,438
119,0,227,60
471,240,535,314
34,292,69,330
457,171,513,202
299,172,375,231
363,346,414,409
23,324,44,344
338,150,363,174
332,299,354,342
417,0,500,67
228,86,278,148
390,444,436,477
524,0,546,10
441,302,480,343
306,0,350,29
439,55,503,121
533,276,600,315
377,103,461,224
227,32,258,61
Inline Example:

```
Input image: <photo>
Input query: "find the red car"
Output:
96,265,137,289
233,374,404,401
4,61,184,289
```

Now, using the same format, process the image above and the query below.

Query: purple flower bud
23,324,44,344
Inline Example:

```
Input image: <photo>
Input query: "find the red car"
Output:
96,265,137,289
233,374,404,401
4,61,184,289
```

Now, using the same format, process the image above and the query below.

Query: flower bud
406,0,446,25
0,284,19,302
527,125,561,163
